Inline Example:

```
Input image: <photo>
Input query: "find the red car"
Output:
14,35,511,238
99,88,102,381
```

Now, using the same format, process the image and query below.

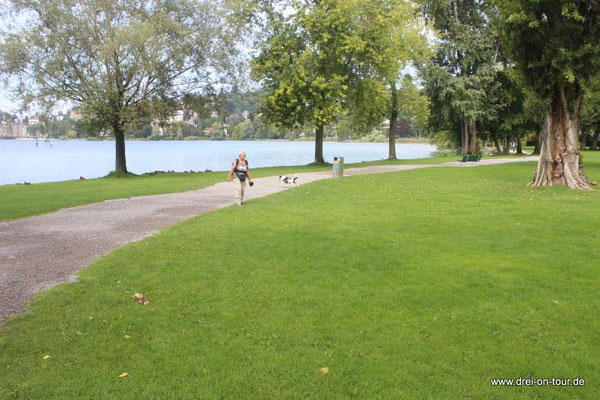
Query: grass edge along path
1,152,533,222
0,157,536,325
0,160,598,399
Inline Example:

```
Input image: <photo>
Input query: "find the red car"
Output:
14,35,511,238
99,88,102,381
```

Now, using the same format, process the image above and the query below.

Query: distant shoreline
0,137,432,144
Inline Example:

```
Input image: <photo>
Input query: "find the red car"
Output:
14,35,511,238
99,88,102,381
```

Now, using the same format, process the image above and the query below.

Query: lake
0,139,436,185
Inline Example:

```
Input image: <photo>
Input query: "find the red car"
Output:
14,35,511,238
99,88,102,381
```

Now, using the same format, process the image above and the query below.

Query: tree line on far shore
19,88,426,142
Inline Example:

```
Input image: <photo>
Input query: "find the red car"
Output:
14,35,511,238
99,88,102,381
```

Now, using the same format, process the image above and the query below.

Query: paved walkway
0,156,538,323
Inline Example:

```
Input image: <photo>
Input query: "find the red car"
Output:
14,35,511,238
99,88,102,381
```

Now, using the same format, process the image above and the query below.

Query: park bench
461,154,481,162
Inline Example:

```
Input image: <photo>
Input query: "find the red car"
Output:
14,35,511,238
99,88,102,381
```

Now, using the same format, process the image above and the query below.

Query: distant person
228,151,253,205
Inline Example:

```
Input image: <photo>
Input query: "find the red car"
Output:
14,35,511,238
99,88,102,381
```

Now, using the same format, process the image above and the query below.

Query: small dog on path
279,175,298,187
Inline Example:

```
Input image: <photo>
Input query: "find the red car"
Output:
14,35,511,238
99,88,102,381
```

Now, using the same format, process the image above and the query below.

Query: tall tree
251,0,354,163
0,0,239,173
345,0,428,159
497,1,599,189
479,67,545,155
420,0,501,155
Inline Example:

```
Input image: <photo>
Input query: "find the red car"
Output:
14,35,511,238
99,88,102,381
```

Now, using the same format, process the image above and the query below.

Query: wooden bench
461,155,481,162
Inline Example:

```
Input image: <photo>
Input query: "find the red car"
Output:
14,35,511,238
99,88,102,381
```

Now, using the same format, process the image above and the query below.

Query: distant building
187,111,198,125
0,121,27,138
70,110,82,120
172,110,185,122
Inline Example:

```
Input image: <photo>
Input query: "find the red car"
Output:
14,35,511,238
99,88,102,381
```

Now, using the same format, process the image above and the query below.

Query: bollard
333,156,344,177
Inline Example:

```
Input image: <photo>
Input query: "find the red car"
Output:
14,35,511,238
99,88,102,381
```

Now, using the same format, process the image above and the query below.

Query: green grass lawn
0,151,518,222
1,155,598,399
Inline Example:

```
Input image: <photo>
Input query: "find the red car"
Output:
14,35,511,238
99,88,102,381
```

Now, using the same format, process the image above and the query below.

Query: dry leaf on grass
118,373,128,378
320,367,330,374
43,355,50,360
132,293,149,305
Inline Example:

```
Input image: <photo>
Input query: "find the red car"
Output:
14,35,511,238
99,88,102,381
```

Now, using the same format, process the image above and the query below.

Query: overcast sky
0,0,20,113
0,95,15,112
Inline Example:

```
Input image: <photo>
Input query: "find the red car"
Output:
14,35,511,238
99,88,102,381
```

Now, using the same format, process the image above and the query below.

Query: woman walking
228,151,253,205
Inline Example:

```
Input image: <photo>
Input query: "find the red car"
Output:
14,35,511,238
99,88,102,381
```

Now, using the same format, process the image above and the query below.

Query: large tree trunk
532,88,593,190
114,123,127,173
516,137,523,154
461,121,468,156
468,121,478,154
461,120,477,155
112,68,128,173
388,118,397,160
314,124,324,163
591,131,599,151
502,137,510,155
388,85,398,160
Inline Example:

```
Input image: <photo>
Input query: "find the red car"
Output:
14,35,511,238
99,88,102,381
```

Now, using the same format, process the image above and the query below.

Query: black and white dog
279,175,299,187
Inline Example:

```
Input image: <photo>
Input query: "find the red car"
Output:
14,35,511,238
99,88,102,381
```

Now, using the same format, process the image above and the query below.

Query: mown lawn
0,152,475,222
0,154,598,399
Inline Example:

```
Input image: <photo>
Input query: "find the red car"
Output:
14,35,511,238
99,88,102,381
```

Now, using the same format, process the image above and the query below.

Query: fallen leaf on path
320,367,330,374
119,373,128,378
132,293,150,305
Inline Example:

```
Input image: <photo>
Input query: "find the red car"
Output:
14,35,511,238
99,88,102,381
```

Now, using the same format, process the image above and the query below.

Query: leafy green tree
477,66,545,155
420,0,501,155
130,123,153,139
497,0,599,189
0,0,240,173
346,0,429,159
251,0,354,163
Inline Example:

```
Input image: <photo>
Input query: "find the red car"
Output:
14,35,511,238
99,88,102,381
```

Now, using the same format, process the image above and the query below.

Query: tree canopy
251,0,356,163
346,0,428,159
251,0,428,162
420,0,502,155
496,0,600,189
0,0,241,172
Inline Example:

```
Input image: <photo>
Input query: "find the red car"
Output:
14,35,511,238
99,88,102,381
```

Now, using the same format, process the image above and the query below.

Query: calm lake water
0,139,436,185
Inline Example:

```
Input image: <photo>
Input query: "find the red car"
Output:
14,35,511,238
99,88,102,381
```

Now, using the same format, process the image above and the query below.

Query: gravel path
0,156,538,324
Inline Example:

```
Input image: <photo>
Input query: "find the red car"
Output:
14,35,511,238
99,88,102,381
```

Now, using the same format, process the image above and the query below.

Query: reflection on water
0,139,436,185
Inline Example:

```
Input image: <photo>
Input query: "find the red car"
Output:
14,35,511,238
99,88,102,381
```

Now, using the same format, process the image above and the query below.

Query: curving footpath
0,156,538,324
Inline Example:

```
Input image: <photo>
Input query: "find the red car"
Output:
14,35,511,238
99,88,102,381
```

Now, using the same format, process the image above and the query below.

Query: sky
0,95,15,113
0,2,434,116
0,1,20,113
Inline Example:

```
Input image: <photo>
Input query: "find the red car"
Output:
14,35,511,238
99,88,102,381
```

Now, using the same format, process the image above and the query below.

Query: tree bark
114,123,128,173
461,120,468,156
591,131,599,151
502,137,510,155
516,137,523,154
461,121,477,155
388,85,398,160
532,89,593,190
580,133,587,151
314,124,324,163
468,121,478,155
